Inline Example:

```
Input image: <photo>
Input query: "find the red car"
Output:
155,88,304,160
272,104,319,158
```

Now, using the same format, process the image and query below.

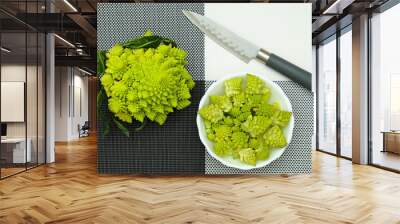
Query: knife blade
183,10,311,91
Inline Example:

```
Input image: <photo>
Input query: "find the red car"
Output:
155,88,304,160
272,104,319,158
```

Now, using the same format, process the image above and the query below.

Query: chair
79,121,90,138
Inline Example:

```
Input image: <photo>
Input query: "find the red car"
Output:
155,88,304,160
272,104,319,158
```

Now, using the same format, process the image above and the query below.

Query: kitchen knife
183,10,312,91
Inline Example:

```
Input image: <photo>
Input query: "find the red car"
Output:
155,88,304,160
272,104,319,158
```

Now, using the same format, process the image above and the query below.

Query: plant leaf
134,118,147,132
123,36,176,49
97,50,107,78
103,119,111,137
113,117,130,137
97,87,106,110
97,86,112,137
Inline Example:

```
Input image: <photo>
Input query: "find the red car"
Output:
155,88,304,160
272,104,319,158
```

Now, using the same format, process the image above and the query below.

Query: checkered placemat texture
97,3,313,175
97,3,205,174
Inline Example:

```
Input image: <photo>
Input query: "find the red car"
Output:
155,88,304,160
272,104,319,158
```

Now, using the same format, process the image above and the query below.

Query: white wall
1,65,41,138
55,66,69,141
54,67,89,141
1,63,46,163
1,65,26,139
71,72,89,139
312,45,316,150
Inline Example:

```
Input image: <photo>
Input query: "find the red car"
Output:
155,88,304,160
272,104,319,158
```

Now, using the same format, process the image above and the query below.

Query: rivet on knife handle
256,49,312,91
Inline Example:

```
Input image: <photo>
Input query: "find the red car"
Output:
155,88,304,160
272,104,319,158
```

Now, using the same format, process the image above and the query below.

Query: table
1,138,31,163
381,131,400,154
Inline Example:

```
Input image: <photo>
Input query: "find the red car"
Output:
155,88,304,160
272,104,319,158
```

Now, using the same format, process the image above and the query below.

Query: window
340,29,352,158
317,37,337,154
0,1,47,179
370,3,400,171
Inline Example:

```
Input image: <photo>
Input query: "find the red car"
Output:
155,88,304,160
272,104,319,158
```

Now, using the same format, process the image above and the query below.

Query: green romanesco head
102,35,195,125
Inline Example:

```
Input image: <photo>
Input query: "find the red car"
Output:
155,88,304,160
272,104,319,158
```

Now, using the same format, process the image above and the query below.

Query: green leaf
103,120,111,137
122,36,176,49
97,86,112,137
134,118,147,132
97,50,107,78
97,87,105,110
113,117,130,137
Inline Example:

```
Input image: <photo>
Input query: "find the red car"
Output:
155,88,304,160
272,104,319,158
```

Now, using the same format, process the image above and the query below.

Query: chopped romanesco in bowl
197,73,294,170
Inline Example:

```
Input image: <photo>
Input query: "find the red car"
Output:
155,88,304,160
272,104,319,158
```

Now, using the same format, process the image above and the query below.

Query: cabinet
382,132,400,154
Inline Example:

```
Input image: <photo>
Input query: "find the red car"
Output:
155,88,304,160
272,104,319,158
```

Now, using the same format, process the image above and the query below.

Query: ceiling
0,0,392,71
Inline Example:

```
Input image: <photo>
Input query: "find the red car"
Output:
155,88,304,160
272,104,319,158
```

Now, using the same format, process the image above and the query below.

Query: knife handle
262,53,312,91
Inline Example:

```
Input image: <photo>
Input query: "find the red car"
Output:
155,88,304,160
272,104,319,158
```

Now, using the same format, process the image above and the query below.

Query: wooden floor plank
0,135,400,224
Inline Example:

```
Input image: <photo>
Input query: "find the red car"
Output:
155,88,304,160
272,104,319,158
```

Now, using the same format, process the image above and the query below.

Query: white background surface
1,82,25,122
204,3,312,81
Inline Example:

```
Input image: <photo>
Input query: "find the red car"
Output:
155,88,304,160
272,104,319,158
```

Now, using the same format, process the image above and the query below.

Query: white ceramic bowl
196,72,294,170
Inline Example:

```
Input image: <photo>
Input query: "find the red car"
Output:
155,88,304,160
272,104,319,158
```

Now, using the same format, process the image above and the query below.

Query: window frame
315,24,353,161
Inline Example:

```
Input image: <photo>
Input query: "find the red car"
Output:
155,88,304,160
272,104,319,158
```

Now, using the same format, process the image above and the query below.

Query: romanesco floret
239,148,257,166
248,138,261,149
214,141,231,156
199,74,292,166
273,111,293,127
231,132,249,150
101,33,195,125
246,74,270,95
255,145,270,160
223,116,234,126
214,125,232,141
263,125,287,148
247,93,270,108
232,92,246,106
241,116,272,137
199,104,224,123
204,120,216,141
228,106,242,118
210,95,232,112
224,77,243,96
254,102,281,118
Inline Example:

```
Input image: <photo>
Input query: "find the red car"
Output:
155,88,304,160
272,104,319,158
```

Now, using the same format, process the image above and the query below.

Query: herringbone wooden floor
1,135,400,224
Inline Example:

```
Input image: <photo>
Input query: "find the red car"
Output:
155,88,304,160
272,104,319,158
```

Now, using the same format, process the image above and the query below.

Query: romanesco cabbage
101,33,195,125
199,74,292,166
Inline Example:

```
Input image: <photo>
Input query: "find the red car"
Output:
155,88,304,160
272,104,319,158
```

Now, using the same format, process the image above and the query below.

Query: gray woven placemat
97,3,313,175
97,3,206,175
97,3,204,81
